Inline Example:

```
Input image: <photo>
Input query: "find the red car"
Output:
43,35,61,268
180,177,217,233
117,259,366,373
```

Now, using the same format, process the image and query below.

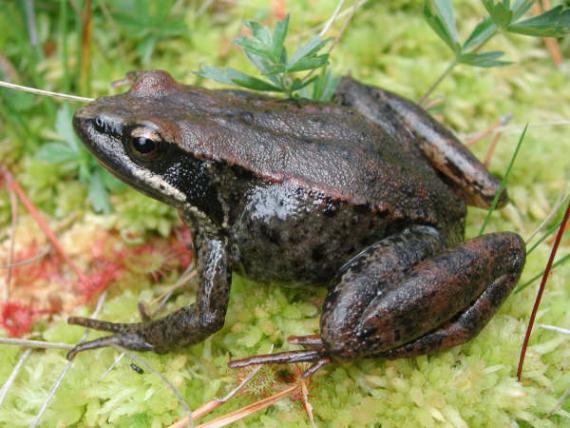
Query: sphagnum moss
0,1,569,427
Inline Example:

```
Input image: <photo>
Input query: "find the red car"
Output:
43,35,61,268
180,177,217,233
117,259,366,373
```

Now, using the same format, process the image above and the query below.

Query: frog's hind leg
228,226,445,374
334,77,507,209
320,228,525,361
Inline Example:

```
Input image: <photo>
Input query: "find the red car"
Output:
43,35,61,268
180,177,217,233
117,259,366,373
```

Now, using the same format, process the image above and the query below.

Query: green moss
1,1,569,427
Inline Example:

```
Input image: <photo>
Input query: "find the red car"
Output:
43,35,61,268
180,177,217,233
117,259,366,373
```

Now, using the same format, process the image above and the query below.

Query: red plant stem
4,187,18,301
2,170,87,282
517,198,570,381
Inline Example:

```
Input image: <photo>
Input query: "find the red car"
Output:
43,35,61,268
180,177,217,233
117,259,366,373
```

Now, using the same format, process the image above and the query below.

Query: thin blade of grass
515,252,570,294
478,124,528,236
0,348,32,407
0,80,93,102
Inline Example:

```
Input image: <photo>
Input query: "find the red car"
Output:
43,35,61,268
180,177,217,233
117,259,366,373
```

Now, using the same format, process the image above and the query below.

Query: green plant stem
515,252,570,294
419,59,457,105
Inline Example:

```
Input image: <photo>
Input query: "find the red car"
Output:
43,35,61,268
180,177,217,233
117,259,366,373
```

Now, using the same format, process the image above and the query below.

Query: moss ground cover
0,1,569,426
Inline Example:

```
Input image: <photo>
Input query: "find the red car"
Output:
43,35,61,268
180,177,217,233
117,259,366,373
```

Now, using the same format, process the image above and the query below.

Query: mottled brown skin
67,71,525,374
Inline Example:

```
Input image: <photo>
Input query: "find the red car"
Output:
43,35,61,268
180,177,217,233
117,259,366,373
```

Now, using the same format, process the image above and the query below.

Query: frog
67,70,525,376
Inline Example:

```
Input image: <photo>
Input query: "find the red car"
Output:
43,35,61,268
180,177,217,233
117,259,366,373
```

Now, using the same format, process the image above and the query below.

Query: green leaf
244,20,272,47
290,75,319,92
463,17,497,51
423,1,461,52
88,170,112,214
199,66,281,91
36,142,78,163
459,50,511,67
286,54,329,73
481,0,514,29
234,37,274,60
271,15,289,61
287,36,328,71
433,0,459,43
512,0,534,21
508,5,570,37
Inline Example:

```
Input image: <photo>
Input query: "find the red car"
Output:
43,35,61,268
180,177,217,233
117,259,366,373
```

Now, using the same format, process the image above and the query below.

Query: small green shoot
421,0,570,102
478,123,528,236
35,105,124,213
200,15,337,100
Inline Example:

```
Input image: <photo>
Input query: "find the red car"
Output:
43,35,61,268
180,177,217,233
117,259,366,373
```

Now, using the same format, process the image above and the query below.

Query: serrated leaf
482,0,514,29
432,0,459,44
231,74,282,92
423,1,461,52
271,15,289,61
286,54,329,73
463,17,497,51
459,50,511,67
199,66,236,85
287,36,328,70
290,75,319,92
234,37,274,60
36,142,78,163
244,20,272,46
508,5,570,37
512,0,534,21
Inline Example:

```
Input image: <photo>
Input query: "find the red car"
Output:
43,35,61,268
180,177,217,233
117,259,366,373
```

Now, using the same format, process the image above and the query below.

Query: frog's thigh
334,77,506,209
321,231,525,360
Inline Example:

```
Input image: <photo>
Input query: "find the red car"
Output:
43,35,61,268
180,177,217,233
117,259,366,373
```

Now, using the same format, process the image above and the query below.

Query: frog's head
73,71,223,221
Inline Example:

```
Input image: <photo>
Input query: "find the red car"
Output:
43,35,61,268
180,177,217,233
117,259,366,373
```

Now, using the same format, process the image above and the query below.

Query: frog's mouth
72,104,188,208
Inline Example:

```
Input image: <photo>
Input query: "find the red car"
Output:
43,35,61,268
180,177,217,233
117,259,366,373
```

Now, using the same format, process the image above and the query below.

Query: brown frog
68,70,525,375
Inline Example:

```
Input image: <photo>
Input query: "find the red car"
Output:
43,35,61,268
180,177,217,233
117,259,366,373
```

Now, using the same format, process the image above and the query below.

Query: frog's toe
68,316,137,333
66,332,154,360
228,346,331,377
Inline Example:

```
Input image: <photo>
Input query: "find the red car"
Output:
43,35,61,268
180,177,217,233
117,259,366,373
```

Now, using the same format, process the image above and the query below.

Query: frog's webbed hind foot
228,335,331,378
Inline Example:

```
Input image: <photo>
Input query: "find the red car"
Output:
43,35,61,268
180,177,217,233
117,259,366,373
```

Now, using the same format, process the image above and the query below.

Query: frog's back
168,87,464,230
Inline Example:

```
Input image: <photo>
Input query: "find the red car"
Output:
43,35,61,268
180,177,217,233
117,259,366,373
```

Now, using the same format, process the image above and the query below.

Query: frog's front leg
229,227,525,371
66,230,231,359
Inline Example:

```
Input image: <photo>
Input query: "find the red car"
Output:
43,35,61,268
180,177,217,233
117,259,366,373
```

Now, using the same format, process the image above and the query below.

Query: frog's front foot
66,317,157,360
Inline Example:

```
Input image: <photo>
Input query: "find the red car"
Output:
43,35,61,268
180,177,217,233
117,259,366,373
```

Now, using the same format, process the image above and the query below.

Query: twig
517,198,570,381
319,0,346,37
169,348,271,428
538,324,570,336
29,292,107,428
194,384,299,428
1,169,87,282
0,80,93,103
0,338,72,350
0,348,32,407
0,246,50,269
532,1,564,67
466,113,512,146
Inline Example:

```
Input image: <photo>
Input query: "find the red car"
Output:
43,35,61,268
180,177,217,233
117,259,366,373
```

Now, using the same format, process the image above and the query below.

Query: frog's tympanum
69,71,525,375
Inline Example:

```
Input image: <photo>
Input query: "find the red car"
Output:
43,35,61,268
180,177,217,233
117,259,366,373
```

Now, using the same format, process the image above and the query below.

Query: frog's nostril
94,116,106,132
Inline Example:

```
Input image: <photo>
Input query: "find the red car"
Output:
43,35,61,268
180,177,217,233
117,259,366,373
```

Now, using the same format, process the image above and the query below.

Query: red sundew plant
9,243,60,288
0,302,54,337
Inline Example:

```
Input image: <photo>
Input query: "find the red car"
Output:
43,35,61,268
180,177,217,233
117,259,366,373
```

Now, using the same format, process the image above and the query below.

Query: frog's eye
127,126,165,161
